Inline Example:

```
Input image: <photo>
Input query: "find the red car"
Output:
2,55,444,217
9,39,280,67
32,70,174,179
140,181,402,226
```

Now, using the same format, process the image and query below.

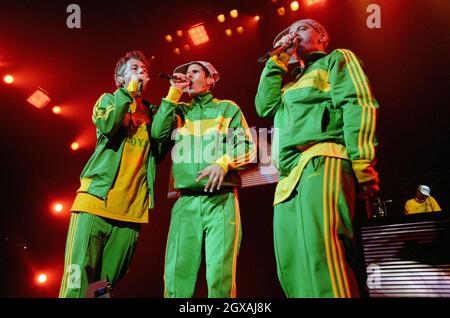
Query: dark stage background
0,0,449,297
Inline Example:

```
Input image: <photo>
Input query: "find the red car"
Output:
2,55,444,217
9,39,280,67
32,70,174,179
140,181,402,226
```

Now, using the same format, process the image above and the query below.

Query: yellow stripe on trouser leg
273,156,360,297
332,159,352,297
59,212,96,298
164,190,241,298
204,190,241,298
324,157,360,298
230,189,241,298
323,157,340,297
59,212,79,297
59,212,140,298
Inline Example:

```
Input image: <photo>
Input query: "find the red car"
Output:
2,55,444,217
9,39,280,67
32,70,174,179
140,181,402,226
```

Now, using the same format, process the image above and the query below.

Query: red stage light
277,7,286,16
217,14,225,23
290,1,300,11
254,15,260,21
52,106,61,114
36,273,47,284
53,203,64,213
3,74,14,84
230,10,238,18
27,89,51,109
71,142,79,151
188,24,209,45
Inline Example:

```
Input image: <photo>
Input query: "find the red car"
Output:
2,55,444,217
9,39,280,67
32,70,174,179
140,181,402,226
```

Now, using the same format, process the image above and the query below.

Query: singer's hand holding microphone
159,72,191,91
258,32,299,63
275,33,298,55
127,73,149,98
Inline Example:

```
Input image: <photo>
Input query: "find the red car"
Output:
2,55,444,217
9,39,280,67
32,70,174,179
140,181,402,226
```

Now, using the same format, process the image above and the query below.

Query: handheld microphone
137,79,144,97
257,36,299,63
257,45,285,63
159,73,184,82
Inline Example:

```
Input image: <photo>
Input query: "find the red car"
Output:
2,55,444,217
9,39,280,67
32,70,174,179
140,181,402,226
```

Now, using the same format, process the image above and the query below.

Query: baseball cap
272,19,329,64
173,61,220,83
418,185,430,196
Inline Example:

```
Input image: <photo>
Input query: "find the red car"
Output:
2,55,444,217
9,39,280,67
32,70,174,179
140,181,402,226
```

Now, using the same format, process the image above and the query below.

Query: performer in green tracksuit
59,51,167,297
152,61,255,298
255,19,380,297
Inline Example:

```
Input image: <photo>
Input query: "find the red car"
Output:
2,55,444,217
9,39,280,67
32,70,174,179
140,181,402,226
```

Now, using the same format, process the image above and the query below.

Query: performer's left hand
196,164,226,193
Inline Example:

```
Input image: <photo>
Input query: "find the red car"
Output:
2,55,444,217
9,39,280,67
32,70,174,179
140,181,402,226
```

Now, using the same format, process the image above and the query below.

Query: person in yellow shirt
59,51,166,297
404,185,441,214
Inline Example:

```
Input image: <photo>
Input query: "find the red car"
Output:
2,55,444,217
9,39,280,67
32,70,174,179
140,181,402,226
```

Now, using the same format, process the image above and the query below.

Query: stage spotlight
217,14,225,23
3,74,14,84
236,26,244,34
290,1,299,11
277,7,286,16
188,24,209,45
254,15,260,21
183,44,190,51
36,273,47,284
71,142,79,151
173,48,181,55
52,106,61,114
225,29,233,37
176,30,183,37
164,34,173,43
230,10,238,18
27,88,51,109
53,203,64,213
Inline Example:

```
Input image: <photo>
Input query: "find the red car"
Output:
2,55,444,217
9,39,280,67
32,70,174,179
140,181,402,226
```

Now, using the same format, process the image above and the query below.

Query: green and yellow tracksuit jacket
151,88,255,190
255,49,379,205
76,87,166,212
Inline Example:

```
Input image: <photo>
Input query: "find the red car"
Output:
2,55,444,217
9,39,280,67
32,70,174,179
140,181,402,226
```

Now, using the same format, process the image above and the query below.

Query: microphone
159,73,184,82
137,79,144,97
257,36,299,63
257,45,285,64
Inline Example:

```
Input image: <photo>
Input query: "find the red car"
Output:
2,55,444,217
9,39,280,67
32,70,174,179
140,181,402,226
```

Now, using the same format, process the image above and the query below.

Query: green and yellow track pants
164,189,242,298
274,156,361,298
59,212,140,298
